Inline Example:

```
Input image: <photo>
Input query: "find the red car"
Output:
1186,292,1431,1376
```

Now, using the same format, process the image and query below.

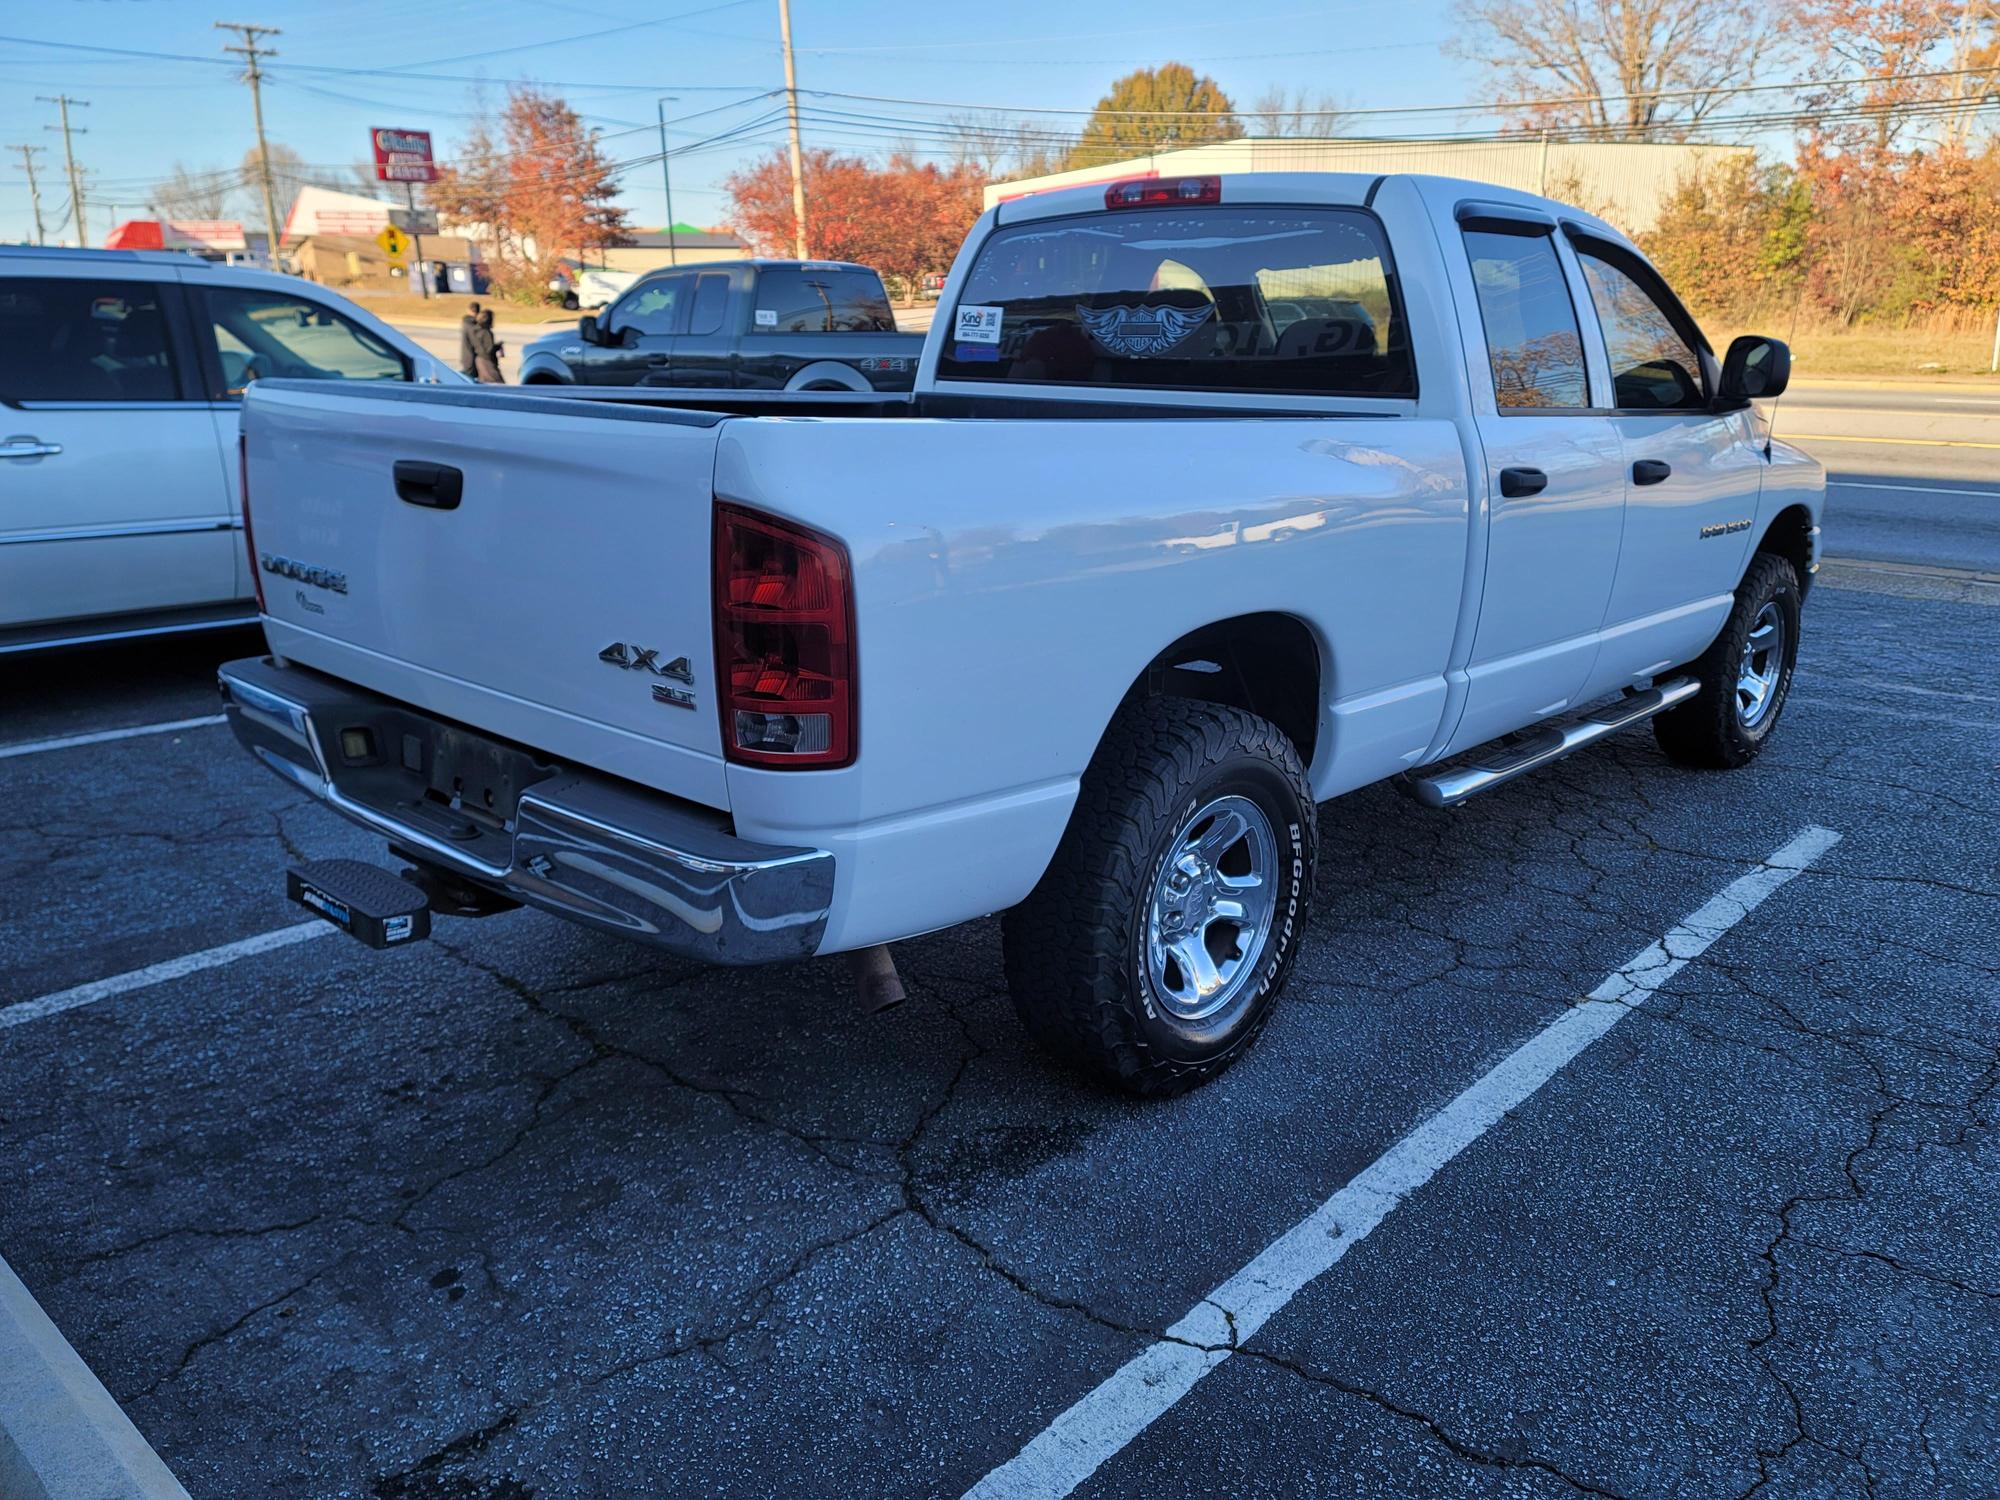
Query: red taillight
1104,175,1221,209
239,433,265,612
713,502,856,769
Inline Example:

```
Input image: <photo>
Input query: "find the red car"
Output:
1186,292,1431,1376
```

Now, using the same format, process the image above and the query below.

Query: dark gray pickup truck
517,259,924,392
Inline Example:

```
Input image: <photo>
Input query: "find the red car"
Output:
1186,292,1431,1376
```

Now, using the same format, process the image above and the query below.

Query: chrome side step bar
1401,677,1700,809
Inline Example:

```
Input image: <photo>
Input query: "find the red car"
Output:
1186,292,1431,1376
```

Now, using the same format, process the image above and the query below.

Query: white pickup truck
219,172,1820,1095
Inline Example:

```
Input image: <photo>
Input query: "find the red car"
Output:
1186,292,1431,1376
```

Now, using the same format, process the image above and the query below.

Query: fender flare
517,358,576,385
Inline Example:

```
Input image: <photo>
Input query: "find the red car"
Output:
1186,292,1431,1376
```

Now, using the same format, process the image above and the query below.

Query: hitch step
1401,677,1700,809
287,859,432,949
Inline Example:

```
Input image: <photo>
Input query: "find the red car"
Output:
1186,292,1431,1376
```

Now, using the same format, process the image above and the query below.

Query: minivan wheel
1653,551,1802,769
1002,697,1317,1096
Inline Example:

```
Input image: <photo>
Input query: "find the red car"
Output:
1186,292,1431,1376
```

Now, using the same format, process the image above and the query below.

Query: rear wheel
1653,551,1801,769
1002,698,1316,1096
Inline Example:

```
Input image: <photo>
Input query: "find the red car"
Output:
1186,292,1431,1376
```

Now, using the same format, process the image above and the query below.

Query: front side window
0,278,180,402
612,277,684,338
202,289,407,397
752,269,895,333
937,207,1413,397
1462,229,1590,410
1576,248,1707,410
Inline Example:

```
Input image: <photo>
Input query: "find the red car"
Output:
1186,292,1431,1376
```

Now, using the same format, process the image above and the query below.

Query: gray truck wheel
1002,697,1316,1096
1654,551,1802,769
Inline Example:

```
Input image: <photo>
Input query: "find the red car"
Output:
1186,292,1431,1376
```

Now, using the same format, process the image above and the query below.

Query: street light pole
657,95,680,267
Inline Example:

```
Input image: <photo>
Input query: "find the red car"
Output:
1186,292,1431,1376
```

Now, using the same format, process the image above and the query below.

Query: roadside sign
375,224,410,258
371,127,438,184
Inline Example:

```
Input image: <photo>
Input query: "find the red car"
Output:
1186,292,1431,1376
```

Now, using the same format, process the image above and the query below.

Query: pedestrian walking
472,308,505,384
457,300,481,378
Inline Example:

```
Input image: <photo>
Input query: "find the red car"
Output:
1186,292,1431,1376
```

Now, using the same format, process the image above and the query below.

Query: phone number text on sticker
954,305,1003,343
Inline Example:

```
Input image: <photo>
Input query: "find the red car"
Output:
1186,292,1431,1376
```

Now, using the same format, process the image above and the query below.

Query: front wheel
1653,551,1802,769
1002,698,1317,1096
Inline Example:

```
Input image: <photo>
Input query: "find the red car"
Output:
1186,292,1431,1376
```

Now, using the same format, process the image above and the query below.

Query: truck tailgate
242,381,731,809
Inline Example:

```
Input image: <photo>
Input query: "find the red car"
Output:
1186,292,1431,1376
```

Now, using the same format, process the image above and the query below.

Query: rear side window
936,207,1413,398
688,272,731,336
0,278,181,402
200,289,408,397
1462,229,1589,410
1574,247,1707,410
752,268,895,333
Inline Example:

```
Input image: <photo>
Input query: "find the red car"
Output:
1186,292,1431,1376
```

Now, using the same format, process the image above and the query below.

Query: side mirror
578,314,601,345
1716,335,1791,409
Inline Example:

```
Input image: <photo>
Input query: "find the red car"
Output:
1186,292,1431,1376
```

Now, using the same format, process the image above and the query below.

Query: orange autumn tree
430,85,627,301
724,148,984,293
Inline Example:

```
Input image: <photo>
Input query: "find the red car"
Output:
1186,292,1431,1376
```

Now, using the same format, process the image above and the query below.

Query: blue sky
1,0,1486,245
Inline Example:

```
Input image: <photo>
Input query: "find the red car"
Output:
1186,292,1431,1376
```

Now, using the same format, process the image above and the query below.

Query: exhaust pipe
847,944,906,1014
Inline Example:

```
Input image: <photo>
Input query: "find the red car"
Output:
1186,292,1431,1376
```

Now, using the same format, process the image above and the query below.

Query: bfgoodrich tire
1653,551,1802,769
1002,697,1317,1096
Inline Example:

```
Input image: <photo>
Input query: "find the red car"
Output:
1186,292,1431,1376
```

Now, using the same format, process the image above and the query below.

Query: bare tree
1450,0,1772,139
946,114,1074,181
1247,87,1346,137
154,162,234,220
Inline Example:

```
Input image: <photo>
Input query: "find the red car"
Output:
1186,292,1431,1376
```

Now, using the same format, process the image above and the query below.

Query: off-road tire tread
1002,697,1315,1097
1653,551,1801,769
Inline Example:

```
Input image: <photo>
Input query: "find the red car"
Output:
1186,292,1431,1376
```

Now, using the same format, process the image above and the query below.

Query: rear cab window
752,267,896,333
936,204,1414,398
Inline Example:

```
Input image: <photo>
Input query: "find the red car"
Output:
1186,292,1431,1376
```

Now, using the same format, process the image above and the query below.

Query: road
1771,383,2000,578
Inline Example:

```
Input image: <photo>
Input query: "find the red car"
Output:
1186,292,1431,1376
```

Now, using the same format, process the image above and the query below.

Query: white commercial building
985,137,1754,235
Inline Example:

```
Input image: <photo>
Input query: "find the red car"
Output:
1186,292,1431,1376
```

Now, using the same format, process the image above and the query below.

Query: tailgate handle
393,460,463,510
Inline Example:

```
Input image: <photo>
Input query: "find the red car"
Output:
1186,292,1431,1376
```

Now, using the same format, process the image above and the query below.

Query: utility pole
777,0,808,258
37,96,88,247
657,95,680,266
10,144,47,244
217,22,283,271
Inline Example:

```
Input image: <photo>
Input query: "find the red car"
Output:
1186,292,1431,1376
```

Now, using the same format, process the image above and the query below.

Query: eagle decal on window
1075,301,1214,357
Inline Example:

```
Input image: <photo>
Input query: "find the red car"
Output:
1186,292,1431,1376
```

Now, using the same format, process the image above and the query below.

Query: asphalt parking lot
3,543,1995,1498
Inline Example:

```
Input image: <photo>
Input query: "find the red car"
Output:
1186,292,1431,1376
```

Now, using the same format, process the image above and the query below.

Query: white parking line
0,923,333,1031
0,714,227,762
965,824,1843,1500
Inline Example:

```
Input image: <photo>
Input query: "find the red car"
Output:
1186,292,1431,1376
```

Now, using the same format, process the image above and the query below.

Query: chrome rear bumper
218,656,832,965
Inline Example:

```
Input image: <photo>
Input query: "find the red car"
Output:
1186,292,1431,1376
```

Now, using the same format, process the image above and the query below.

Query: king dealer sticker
954,305,1003,343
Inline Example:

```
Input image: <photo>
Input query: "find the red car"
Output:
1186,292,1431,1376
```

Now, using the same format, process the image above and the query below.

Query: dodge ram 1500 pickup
220,171,1820,1095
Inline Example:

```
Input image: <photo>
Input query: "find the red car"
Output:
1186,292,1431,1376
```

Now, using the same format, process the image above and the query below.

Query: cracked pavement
1,572,1995,1499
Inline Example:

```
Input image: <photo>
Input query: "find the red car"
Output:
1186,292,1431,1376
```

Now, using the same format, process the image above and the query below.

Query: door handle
0,436,61,460
646,353,671,366
1498,466,1548,498
1632,459,1672,485
393,459,463,510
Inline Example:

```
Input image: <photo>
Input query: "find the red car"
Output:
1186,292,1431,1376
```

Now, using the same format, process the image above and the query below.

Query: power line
9,144,47,243
217,22,284,265
36,94,88,246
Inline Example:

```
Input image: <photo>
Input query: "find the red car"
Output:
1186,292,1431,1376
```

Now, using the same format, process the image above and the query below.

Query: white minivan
0,245,459,653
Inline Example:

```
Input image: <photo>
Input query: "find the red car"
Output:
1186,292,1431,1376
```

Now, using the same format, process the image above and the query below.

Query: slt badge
600,641,696,709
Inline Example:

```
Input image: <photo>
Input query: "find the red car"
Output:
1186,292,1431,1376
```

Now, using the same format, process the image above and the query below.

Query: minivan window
752,268,896,333
1575,248,1707,410
936,207,1413,397
0,279,180,402
1462,229,1590,410
201,289,408,397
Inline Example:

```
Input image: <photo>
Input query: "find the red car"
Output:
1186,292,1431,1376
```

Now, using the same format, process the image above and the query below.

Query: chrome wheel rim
1142,795,1278,1023
1736,601,1786,728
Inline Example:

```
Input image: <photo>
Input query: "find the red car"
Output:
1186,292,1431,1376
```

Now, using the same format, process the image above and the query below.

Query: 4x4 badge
599,642,695,683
